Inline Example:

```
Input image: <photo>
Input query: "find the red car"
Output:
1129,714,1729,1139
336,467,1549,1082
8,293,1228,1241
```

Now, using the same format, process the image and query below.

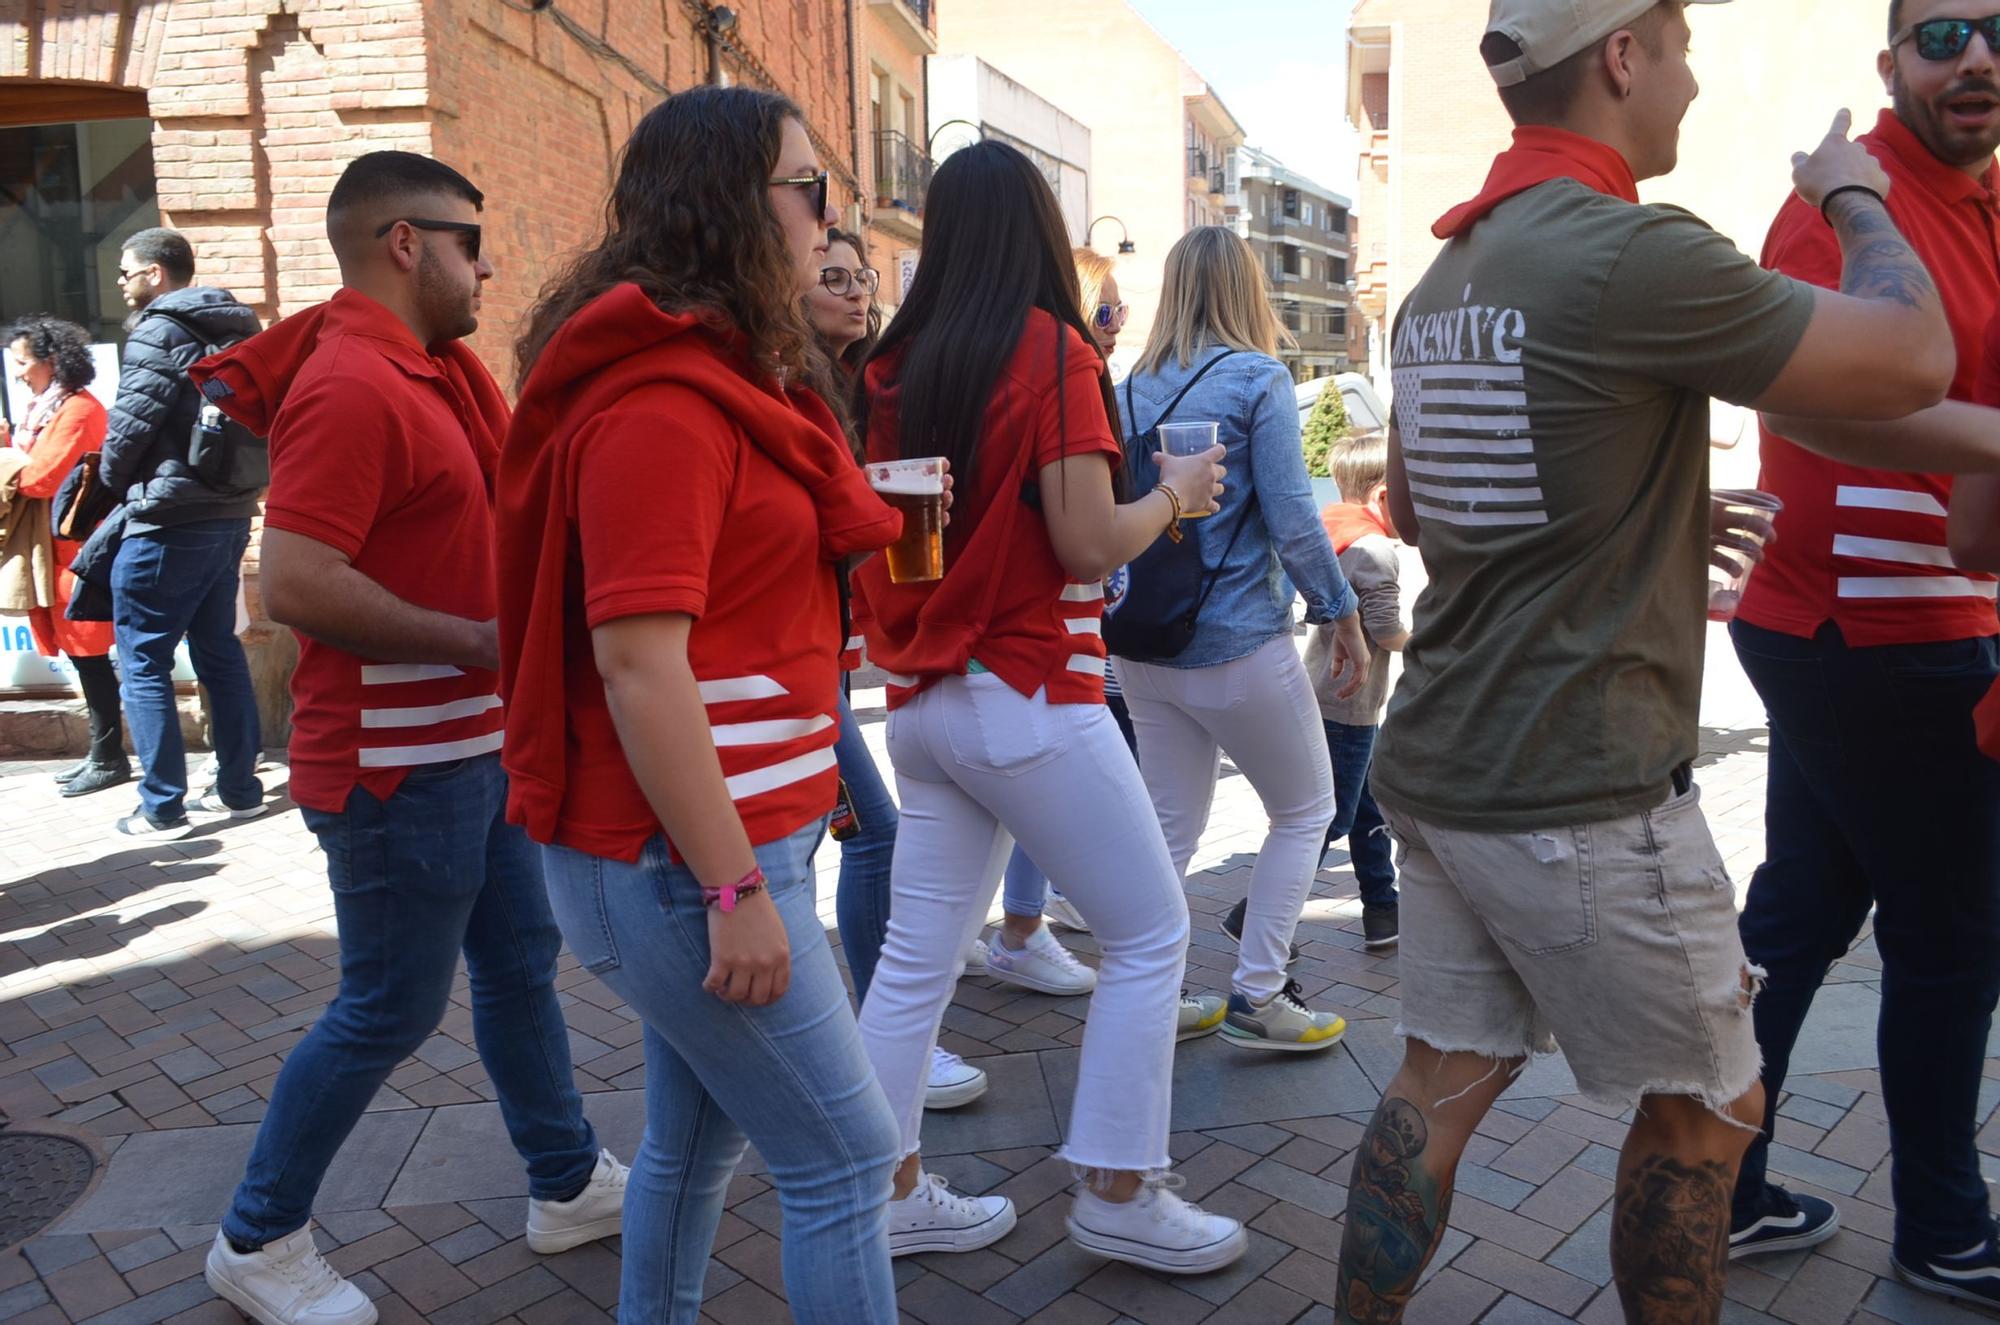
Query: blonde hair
1331,430,1388,502
1073,246,1116,316
1135,226,1290,377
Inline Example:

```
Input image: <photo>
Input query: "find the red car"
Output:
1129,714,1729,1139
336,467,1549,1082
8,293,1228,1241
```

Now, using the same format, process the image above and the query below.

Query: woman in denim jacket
1113,226,1371,1052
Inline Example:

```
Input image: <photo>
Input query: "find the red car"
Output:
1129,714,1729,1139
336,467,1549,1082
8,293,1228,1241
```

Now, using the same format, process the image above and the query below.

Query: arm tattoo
1337,1098,1455,1324
1610,1154,1732,1324
1828,191,1941,312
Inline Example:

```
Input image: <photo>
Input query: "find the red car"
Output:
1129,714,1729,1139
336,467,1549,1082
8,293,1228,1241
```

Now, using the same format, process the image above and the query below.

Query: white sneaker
1043,890,1091,933
984,925,1097,996
962,938,989,976
1067,1174,1247,1274
204,1226,377,1325
525,1148,627,1253
925,1048,988,1109
1177,991,1228,1041
188,790,268,820
888,1171,1017,1256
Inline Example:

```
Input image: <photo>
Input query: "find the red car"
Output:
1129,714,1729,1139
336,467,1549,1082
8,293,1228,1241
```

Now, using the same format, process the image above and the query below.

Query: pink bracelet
702,865,767,913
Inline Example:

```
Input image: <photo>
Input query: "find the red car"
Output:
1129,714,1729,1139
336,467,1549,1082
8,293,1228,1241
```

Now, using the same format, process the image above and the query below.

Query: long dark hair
858,141,1119,502
515,86,813,387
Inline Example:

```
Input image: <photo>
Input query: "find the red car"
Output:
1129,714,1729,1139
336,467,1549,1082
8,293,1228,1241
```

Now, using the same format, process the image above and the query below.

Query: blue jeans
222,755,597,1246
833,693,898,1004
1730,621,2000,1258
111,518,262,820
540,820,899,1324
1321,719,1397,907
1002,692,1137,916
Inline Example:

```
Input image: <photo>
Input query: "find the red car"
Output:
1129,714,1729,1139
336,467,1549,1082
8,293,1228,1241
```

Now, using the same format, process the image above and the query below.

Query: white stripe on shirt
697,675,788,704
360,663,465,685
1835,485,1948,517
1064,618,1103,636
1060,582,1106,602
1837,576,1999,600
724,745,838,800
709,714,837,747
1831,535,1959,569
357,729,505,768
360,694,503,729
1065,654,1105,674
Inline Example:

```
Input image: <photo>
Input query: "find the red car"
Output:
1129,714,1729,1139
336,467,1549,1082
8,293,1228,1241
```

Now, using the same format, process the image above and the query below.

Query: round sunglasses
1094,301,1130,332
820,266,879,297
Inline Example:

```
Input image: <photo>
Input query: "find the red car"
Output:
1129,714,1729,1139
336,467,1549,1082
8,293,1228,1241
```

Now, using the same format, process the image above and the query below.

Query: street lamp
703,3,737,85
926,118,983,160
1087,215,1136,255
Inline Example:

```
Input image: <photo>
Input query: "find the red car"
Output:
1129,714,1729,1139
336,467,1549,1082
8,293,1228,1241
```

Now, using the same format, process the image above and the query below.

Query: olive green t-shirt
1370,180,1816,831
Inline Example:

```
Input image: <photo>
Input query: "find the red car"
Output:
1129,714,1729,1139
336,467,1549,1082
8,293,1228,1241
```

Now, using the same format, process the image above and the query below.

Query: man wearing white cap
1335,2,1959,1321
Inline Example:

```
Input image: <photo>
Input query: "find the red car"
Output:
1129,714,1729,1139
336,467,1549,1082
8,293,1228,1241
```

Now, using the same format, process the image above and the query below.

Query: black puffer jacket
101,287,264,533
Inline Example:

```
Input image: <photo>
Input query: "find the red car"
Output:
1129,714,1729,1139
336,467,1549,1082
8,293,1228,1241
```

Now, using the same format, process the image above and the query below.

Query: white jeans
857,673,1189,1173
1117,633,1336,1001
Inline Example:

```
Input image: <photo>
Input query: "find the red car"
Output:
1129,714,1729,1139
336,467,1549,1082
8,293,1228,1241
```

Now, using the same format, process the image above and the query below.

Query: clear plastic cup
1157,422,1219,518
1707,488,1785,622
868,457,946,583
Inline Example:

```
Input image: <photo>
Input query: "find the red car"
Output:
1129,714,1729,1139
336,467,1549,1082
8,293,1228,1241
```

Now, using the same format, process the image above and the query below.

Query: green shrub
1301,380,1349,478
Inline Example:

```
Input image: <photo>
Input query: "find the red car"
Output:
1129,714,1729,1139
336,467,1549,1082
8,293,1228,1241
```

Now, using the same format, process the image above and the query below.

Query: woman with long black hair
500,87,904,1322
851,141,1246,1274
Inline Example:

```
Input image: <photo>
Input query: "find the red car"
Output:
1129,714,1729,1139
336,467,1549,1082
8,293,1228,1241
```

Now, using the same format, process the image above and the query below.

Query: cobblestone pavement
0,636,1989,1324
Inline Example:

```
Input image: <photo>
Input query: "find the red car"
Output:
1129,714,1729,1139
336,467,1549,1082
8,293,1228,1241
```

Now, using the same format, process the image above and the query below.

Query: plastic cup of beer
1157,422,1220,517
869,457,946,584
1707,488,1785,622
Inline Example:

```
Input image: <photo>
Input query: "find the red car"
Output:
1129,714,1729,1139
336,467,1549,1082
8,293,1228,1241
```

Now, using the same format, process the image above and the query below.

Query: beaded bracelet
1153,482,1185,543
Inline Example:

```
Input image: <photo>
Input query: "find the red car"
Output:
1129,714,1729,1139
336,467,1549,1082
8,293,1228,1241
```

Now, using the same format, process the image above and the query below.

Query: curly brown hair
515,86,815,388
6,316,96,392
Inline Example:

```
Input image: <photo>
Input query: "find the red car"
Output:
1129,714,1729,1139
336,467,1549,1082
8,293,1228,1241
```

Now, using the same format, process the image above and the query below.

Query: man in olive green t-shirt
1334,3,1958,1323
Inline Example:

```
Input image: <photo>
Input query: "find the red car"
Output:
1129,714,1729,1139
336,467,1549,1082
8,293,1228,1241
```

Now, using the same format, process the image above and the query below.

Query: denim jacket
1119,348,1356,668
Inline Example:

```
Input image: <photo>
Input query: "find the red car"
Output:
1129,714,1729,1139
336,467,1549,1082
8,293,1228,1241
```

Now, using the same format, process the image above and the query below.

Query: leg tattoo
1611,1155,1733,1325
1337,1098,1454,1324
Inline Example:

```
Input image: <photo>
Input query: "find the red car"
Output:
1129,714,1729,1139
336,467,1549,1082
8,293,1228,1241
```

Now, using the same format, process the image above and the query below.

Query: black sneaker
1729,1183,1839,1260
52,759,90,786
61,762,131,798
115,809,192,841
1362,903,1399,949
1220,898,1302,964
1893,1218,2000,1309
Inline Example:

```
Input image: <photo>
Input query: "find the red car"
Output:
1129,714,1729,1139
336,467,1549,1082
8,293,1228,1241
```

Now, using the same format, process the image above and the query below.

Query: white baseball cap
1483,0,1731,87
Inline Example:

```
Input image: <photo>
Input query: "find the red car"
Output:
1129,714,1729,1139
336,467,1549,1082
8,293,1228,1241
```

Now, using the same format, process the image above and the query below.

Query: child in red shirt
849,141,1246,1275
499,87,905,1323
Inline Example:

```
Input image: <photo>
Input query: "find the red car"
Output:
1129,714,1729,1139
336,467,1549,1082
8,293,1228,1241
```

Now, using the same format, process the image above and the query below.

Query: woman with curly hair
497,86,906,1322
3,317,125,795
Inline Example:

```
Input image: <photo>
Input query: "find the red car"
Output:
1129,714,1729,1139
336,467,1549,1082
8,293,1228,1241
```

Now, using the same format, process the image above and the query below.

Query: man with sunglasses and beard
1723,1,2000,1307
189,152,625,1325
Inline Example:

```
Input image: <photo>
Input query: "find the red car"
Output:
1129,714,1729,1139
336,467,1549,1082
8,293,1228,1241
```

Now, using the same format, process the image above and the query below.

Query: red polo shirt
1740,109,2000,645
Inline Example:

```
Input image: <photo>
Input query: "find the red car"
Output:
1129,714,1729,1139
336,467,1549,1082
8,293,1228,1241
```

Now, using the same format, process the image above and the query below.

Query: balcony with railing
1208,167,1227,199
867,0,937,53
873,129,931,233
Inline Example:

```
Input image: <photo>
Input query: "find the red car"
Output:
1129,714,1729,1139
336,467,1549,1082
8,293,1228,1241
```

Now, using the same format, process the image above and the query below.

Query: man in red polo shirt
1727,2,2000,1307
190,153,625,1325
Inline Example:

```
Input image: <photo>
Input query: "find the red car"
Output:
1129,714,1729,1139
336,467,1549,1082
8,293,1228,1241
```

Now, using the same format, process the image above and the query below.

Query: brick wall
10,0,862,384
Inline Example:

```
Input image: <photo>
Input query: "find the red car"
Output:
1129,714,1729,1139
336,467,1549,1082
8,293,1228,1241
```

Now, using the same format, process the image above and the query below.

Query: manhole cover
0,1130,96,1251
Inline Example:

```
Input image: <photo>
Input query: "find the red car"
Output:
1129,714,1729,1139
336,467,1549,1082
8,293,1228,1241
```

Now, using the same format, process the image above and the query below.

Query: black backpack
152,309,269,495
1102,352,1259,663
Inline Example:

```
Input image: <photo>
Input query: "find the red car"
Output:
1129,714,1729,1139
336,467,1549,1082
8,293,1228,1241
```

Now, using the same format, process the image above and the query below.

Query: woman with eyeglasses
851,141,1246,1275
499,87,905,1322
799,227,998,1108
1112,226,1370,1055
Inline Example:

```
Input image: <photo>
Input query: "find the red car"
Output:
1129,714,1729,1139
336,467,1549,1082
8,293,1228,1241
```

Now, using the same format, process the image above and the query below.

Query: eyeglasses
771,171,830,220
1093,301,1130,332
819,266,879,297
1895,15,2000,60
374,218,483,261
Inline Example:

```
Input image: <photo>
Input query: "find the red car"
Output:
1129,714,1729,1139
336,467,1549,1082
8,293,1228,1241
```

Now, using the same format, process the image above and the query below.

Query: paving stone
1514,1164,1614,1235
1075,1262,1220,1325
1237,1156,1346,1217
1403,1266,1504,1324
1491,1126,1590,1186
1452,1241,1595,1314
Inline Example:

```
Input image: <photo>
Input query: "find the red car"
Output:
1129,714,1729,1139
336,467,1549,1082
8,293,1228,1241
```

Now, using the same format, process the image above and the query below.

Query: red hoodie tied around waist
497,283,901,862
851,309,1124,710
191,290,514,813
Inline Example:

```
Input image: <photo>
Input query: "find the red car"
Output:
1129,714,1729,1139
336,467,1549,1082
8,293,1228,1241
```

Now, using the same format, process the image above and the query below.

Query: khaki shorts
1383,786,1762,1114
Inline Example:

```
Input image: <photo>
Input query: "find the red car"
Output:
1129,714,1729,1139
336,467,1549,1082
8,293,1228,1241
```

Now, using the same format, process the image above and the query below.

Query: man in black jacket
104,227,266,838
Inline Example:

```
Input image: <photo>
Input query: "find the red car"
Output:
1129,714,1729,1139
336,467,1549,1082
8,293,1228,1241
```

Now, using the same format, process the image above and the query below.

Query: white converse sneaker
888,1171,1017,1255
205,1226,377,1325
961,937,989,976
984,925,1097,996
1067,1174,1247,1274
925,1047,988,1109
1043,889,1091,933
526,1148,627,1253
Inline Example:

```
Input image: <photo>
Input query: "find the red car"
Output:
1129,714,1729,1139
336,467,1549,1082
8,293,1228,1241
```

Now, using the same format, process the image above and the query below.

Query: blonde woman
1111,226,1370,1051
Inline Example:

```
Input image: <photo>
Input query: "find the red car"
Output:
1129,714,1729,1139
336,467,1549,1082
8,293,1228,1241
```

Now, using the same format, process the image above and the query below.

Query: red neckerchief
1433,125,1641,239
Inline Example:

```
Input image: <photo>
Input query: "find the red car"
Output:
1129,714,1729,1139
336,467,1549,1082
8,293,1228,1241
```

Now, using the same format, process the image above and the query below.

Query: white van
1296,372,1389,436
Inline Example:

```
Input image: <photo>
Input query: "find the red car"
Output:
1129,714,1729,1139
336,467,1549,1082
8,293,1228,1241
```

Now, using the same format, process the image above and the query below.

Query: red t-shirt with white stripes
555,384,844,859
262,299,507,812
1739,110,2000,645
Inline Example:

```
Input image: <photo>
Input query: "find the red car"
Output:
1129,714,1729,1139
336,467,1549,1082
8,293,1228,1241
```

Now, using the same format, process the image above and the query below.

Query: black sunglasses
771,171,830,220
1897,15,2000,60
117,263,156,282
374,217,482,261
819,266,879,297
